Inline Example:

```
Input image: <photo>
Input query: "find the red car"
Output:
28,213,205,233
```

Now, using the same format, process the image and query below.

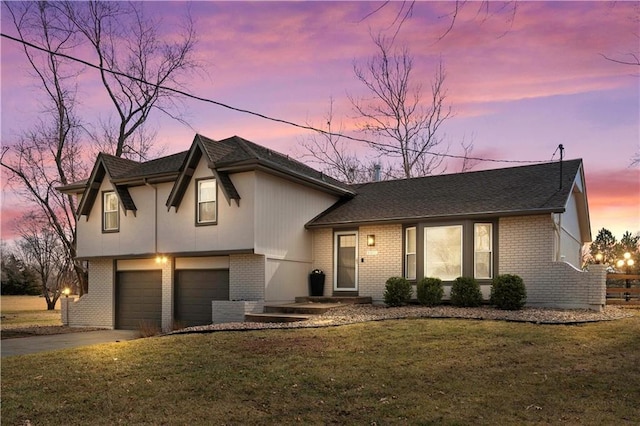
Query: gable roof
76,154,140,216
72,151,187,217
166,134,355,209
306,159,585,228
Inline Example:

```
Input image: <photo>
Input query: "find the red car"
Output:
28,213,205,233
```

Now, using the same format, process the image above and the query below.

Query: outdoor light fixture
367,235,375,247
595,253,603,264
155,255,168,264
63,288,70,298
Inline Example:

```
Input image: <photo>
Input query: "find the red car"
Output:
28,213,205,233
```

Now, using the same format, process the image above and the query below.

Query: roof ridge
228,135,260,159
360,158,583,186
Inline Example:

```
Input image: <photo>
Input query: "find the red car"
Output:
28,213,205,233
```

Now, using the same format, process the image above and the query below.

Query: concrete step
294,296,372,305
244,312,311,323
264,302,343,315
245,296,373,323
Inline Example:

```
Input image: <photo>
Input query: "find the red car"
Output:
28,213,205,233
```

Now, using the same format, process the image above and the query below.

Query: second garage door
175,269,229,327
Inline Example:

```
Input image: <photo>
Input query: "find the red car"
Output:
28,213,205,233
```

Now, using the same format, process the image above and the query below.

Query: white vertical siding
265,258,312,303
254,171,339,261
158,161,255,253
77,177,155,257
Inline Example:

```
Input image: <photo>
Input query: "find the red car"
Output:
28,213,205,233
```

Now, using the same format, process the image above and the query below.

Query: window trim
102,191,119,233
404,226,417,280
407,220,497,282
196,178,217,226
424,224,463,281
474,223,493,279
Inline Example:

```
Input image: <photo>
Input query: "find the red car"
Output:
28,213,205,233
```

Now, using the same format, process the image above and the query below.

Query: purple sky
1,1,639,240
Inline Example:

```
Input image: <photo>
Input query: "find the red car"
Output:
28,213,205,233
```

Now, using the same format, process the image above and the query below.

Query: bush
490,274,527,310
383,276,412,307
450,276,483,307
417,277,444,306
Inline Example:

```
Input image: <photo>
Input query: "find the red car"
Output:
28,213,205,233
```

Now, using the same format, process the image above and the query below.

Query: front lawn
2,313,639,425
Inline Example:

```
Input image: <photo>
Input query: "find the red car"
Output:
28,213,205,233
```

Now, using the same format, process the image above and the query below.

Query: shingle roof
306,159,583,227
100,154,140,179
104,151,188,181
199,135,354,195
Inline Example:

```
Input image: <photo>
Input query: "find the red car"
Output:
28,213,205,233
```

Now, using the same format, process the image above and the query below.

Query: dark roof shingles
308,159,582,226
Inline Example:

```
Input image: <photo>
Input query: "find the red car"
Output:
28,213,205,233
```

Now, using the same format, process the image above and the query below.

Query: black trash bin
309,269,325,297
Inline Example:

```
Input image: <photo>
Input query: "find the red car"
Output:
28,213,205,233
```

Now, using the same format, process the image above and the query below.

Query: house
59,134,606,330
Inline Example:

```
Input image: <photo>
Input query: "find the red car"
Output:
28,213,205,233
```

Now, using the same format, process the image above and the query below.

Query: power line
1,31,549,165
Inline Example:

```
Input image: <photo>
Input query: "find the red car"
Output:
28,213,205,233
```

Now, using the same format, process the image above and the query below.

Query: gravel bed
170,304,634,335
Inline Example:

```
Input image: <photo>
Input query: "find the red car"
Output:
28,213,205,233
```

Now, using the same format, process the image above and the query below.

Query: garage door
116,270,162,330
175,270,229,327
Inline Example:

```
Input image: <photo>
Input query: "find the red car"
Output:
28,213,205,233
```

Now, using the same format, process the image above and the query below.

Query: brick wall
229,254,265,300
65,259,114,328
311,225,402,301
358,224,403,301
499,215,605,310
161,259,174,331
311,228,333,284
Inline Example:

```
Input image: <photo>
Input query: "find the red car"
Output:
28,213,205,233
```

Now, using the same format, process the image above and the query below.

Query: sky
1,1,639,242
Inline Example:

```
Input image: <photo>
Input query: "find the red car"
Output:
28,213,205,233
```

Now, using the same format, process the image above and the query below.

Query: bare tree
61,1,198,159
2,1,87,295
361,1,518,41
2,1,199,296
297,98,373,184
16,213,75,310
349,35,451,179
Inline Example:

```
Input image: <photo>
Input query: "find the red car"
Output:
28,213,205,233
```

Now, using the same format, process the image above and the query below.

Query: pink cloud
585,168,640,237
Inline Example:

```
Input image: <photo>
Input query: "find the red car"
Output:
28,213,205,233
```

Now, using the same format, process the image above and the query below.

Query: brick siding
499,215,605,310
65,259,114,328
357,224,403,301
229,254,265,300
312,225,402,301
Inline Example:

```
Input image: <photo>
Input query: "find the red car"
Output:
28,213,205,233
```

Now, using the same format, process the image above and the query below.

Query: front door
334,231,358,292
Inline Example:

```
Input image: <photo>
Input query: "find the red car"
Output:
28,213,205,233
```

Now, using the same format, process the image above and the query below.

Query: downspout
145,179,158,255
552,213,562,262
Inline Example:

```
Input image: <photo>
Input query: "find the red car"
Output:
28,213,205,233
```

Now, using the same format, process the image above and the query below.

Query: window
424,225,463,281
197,179,217,224
474,223,493,279
405,227,416,280
103,192,119,232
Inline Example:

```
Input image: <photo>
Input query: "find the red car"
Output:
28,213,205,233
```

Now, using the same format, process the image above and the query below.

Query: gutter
305,206,567,229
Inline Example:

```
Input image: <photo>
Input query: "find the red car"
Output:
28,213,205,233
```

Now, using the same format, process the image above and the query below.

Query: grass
2,312,639,425
1,295,61,327
1,295,65,339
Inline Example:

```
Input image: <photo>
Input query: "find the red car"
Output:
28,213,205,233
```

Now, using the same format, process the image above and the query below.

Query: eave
305,207,566,229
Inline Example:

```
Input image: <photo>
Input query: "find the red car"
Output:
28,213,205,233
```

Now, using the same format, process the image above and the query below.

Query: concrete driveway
1,330,140,357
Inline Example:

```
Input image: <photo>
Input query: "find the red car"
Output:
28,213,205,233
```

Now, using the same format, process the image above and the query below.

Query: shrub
491,274,527,310
383,276,412,307
137,321,162,338
450,276,483,307
417,277,444,306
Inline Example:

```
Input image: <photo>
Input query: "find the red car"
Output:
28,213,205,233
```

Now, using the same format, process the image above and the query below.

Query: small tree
16,213,75,310
589,228,618,266
1,248,40,296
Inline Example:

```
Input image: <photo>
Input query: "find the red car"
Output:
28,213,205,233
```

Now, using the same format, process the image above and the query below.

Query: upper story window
405,226,416,280
103,191,119,232
197,178,217,225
